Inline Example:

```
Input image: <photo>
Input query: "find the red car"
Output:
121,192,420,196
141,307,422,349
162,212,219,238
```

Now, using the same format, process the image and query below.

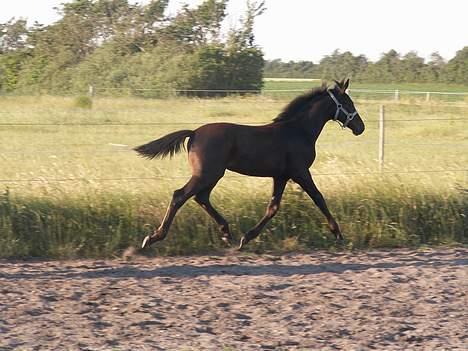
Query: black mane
272,85,329,123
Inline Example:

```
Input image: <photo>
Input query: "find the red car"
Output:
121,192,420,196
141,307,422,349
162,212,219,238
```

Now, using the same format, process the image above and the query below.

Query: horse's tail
134,130,194,160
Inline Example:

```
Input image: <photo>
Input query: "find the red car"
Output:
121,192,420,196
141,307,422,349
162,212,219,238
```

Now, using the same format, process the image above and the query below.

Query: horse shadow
1,252,466,281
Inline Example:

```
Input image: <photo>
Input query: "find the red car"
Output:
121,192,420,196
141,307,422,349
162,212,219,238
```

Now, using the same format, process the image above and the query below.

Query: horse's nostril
353,126,364,136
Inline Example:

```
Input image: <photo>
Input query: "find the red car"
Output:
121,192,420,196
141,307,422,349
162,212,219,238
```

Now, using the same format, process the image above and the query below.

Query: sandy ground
0,248,467,351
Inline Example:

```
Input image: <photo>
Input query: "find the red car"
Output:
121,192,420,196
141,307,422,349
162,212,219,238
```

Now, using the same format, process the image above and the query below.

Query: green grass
73,95,93,109
263,80,468,92
263,81,468,102
0,93,467,258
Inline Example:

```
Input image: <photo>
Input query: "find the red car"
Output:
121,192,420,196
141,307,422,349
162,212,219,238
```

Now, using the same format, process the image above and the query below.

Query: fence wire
1,142,468,156
0,118,467,127
1,91,467,185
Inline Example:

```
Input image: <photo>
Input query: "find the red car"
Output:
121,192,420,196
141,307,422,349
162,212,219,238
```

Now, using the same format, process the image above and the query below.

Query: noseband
327,90,358,128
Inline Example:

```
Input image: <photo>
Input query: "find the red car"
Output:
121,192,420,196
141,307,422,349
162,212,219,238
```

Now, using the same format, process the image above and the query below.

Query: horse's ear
333,80,342,93
334,79,349,94
343,78,350,91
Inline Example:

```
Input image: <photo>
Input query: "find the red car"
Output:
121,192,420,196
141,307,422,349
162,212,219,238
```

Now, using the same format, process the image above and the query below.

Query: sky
1,0,467,62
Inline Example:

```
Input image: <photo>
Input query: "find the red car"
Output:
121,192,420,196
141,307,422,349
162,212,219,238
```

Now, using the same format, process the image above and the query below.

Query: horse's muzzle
352,124,365,136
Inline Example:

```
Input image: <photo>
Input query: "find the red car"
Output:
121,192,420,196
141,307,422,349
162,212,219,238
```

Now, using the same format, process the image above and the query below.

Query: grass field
0,89,467,258
263,81,468,102
263,80,468,93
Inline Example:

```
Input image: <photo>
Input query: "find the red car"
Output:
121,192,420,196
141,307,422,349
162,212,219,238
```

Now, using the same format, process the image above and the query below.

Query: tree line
264,48,468,85
0,0,265,95
0,0,466,95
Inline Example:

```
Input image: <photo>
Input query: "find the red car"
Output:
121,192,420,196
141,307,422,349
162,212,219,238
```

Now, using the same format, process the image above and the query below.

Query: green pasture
263,81,468,102
263,80,468,93
0,94,467,258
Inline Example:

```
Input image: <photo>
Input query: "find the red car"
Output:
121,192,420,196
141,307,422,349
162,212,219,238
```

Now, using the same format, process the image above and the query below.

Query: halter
327,90,358,128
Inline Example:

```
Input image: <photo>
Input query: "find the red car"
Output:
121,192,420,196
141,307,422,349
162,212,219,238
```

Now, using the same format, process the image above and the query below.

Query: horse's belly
227,159,285,177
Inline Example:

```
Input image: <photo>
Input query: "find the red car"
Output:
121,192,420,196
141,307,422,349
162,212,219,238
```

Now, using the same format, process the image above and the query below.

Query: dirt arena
0,248,466,350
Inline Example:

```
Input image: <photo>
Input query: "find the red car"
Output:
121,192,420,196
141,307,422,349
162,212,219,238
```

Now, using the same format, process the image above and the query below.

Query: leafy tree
319,50,368,81
222,0,265,92
161,0,228,47
128,0,266,97
443,46,468,84
225,47,264,91
0,19,29,91
400,51,425,82
368,49,401,82
421,52,445,82
264,59,318,78
0,18,29,53
2,0,466,93
0,51,29,91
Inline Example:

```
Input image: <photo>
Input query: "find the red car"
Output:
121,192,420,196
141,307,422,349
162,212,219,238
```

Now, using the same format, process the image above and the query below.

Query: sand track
1,248,467,350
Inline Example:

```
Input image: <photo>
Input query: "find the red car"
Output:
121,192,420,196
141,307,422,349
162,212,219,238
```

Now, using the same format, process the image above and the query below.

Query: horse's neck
299,101,332,143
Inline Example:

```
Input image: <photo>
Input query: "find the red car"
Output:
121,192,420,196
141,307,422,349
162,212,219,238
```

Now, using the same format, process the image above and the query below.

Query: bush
73,95,93,109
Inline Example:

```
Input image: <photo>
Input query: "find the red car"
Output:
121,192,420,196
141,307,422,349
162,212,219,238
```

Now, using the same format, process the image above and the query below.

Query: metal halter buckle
327,90,358,128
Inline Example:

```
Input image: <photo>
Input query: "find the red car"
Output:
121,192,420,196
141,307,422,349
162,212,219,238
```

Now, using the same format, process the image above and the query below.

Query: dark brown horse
135,79,365,249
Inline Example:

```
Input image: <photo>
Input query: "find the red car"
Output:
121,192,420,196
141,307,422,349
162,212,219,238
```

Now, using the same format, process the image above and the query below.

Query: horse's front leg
292,171,343,241
239,177,288,249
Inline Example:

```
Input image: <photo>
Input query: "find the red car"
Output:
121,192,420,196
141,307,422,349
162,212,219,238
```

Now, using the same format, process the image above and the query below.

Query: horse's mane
272,85,329,123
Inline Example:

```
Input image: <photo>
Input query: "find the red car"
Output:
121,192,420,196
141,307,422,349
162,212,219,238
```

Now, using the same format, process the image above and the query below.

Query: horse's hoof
221,236,232,247
335,235,345,246
141,235,151,249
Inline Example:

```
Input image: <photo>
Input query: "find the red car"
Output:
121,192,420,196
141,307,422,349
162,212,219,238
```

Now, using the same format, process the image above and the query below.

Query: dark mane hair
272,85,329,123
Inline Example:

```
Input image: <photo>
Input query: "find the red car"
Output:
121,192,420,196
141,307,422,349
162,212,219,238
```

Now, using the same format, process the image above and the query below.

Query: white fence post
425,92,431,102
394,90,400,101
88,85,95,97
379,105,385,172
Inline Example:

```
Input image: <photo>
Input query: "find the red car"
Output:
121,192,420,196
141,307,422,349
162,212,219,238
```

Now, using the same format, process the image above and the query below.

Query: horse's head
328,79,365,136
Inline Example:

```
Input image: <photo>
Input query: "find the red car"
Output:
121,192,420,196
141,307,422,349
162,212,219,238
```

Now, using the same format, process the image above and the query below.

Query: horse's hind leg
292,171,343,241
142,175,212,249
239,177,288,249
194,187,232,246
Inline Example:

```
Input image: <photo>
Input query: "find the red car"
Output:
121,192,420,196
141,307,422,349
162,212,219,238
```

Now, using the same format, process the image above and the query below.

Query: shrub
73,95,93,109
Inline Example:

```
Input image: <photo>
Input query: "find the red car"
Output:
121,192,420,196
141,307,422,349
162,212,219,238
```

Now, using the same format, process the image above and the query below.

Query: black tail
134,130,194,160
